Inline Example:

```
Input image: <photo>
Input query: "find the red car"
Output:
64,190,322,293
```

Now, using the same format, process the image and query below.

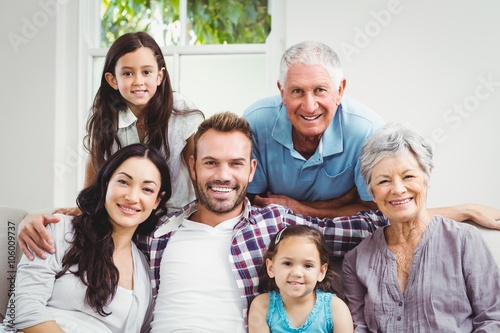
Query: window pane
179,53,268,117
100,0,179,47
100,0,270,47
187,0,271,45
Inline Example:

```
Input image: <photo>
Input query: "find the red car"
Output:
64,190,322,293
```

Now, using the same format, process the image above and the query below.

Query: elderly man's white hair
278,41,344,89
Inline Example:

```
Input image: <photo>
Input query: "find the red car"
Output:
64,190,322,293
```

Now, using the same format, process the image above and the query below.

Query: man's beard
194,178,248,214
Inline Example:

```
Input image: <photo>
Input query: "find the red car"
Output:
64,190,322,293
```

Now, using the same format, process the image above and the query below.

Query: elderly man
244,41,384,218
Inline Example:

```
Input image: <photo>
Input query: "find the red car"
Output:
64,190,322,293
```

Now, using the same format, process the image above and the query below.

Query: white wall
1,2,55,211
0,0,79,212
1,0,499,211
283,0,500,208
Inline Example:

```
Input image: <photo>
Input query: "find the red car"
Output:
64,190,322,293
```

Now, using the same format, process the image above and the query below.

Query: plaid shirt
136,198,388,322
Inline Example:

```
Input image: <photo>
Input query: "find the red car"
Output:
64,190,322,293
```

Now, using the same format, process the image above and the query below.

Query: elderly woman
342,123,500,332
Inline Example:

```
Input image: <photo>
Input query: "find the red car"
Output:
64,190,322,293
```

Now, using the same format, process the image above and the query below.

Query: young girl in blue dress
249,225,353,332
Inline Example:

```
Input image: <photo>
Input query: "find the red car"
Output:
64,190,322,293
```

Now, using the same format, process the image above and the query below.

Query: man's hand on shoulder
462,203,500,230
18,214,61,260
429,203,500,230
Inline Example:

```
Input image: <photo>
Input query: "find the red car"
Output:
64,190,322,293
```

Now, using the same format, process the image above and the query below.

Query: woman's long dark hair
85,31,174,173
257,225,339,295
55,143,171,316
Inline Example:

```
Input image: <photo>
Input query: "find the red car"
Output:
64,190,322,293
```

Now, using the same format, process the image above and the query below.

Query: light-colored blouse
3,214,153,333
114,92,204,212
342,215,500,333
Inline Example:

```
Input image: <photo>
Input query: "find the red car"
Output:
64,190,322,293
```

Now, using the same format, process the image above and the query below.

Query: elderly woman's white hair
360,123,434,196
278,41,344,89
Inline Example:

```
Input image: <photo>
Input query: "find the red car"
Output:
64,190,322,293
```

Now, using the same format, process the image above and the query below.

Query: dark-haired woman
3,144,170,333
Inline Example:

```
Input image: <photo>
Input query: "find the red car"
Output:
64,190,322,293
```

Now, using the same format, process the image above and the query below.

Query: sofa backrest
0,206,27,322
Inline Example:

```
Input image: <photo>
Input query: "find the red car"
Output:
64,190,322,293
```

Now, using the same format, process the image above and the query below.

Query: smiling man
243,41,385,218
190,125,256,221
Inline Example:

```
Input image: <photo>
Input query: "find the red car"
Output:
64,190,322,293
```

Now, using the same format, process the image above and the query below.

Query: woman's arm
13,221,67,331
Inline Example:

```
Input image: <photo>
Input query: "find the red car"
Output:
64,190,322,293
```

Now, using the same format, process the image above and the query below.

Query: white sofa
1,206,499,321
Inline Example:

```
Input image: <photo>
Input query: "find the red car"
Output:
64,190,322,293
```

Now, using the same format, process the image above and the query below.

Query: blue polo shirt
243,95,385,202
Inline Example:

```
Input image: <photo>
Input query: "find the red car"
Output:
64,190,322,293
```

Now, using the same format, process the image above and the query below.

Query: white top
114,91,204,212
151,214,246,333
4,214,153,333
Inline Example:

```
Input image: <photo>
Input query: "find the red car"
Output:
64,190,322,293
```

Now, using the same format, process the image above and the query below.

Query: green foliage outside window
101,0,271,47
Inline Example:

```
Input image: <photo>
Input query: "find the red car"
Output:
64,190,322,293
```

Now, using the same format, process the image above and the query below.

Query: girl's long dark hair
85,31,175,173
257,225,339,295
55,143,171,316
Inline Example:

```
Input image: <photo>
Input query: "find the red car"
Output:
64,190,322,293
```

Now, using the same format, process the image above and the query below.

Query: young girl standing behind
249,225,353,333
57,32,203,216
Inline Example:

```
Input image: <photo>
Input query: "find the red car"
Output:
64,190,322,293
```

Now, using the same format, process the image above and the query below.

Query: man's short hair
193,112,253,160
278,41,344,89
